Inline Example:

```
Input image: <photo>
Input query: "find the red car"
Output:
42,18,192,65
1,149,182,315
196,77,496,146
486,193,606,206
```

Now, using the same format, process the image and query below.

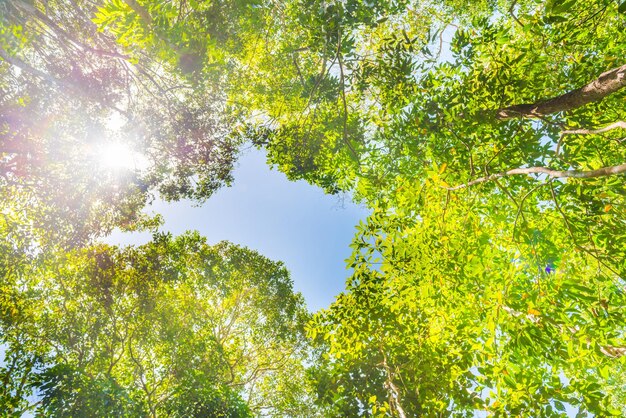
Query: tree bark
497,64,626,120
380,351,408,418
561,121,626,135
123,0,153,25
446,163,626,190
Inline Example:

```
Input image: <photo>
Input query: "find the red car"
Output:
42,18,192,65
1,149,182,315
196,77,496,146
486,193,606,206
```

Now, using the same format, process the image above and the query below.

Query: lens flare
97,141,147,171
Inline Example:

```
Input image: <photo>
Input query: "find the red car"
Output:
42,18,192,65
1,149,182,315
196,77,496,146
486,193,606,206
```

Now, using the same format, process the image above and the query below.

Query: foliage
3,0,626,416
213,0,626,414
310,181,626,416
0,232,318,416
0,0,240,245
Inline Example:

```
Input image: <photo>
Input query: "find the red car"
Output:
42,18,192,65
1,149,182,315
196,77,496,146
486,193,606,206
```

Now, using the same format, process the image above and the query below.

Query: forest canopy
2,0,626,416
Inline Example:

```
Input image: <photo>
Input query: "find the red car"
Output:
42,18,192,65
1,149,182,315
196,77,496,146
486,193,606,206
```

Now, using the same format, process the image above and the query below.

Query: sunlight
97,141,145,171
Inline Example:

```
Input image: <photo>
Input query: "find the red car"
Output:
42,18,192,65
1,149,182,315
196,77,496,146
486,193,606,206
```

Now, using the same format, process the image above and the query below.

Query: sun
97,141,145,171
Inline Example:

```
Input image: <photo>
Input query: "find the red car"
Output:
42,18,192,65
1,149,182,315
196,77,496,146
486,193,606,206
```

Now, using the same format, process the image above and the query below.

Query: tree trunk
497,64,626,120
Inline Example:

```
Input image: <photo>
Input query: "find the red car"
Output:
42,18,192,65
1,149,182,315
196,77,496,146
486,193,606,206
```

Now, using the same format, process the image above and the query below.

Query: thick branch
561,121,626,135
497,64,626,120
0,46,67,87
446,163,626,190
123,0,153,25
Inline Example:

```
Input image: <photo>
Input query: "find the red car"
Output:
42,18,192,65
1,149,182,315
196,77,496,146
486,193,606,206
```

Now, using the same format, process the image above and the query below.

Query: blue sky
105,147,369,312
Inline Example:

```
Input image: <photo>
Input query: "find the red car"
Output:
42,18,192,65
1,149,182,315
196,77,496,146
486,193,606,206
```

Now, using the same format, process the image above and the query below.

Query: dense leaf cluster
1,232,316,416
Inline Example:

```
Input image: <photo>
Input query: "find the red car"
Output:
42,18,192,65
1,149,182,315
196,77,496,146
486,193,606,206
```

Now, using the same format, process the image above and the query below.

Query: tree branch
380,350,407,418
446,163,626,190
509,0,524,27
337,33,359,161
0,45,68,88
12,0,129,60
561,121,626,135
0,46,129,117
123,0,153,25
497,64,626,120
600,345,626,358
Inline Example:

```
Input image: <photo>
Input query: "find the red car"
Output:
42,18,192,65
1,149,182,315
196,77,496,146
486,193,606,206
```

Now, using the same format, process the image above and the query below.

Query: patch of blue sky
104,147,369,312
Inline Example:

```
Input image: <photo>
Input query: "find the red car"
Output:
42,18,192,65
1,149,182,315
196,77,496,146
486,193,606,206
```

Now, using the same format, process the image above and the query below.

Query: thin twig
337,31,359,161
509,0,524,27
548,180,620,276
512,182,549,240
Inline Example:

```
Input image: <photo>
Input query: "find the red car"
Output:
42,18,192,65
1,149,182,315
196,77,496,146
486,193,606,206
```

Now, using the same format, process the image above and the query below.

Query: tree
309,181,626,416
215,0,626,414
0,232,319,417
0,0,242,245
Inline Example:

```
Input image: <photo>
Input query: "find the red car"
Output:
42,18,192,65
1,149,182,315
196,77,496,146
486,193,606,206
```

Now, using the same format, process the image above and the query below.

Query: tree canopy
2,0,626,416
1,232,318,416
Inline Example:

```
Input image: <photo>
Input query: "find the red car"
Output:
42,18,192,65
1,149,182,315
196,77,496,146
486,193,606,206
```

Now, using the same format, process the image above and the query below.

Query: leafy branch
497,63,626,120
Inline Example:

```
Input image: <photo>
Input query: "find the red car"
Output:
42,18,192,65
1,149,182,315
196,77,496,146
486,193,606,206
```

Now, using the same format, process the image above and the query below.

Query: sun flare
97,141,145,171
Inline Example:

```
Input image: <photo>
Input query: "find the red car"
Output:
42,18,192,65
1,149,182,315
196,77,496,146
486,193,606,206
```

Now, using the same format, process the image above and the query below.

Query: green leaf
554,401,566,412
550,0,577,14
